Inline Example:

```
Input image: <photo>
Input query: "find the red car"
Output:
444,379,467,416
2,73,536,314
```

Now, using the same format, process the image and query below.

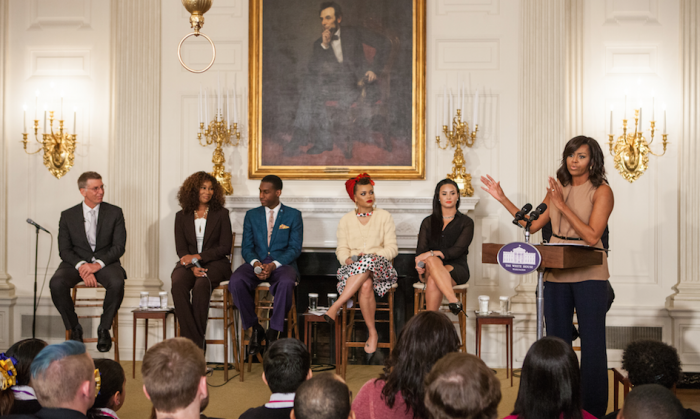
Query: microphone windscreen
351,255,359,262
522,203,533,213
536,203,547,213
417,261,425,268
254,266,262,274
191,258,202,268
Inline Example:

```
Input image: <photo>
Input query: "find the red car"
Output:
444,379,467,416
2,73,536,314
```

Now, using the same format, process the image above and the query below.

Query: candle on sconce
60,92,64,120
43,104,47,132
638,108,643,132
663,104,667,134
233,85,238,124
217,73,222,117
609,105,613,135
204,88,209,124
73,108,76,133
34,91,39,119
443,85,447,126
23,105,27,132
651,91,655,121
199,85,203,124
473,87,479,127
624,93,627,119
226,88,230,124
449,89,453,123
460,74,464,112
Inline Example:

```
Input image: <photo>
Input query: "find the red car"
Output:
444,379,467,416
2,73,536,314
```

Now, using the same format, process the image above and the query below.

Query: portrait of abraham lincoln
249,0,425,179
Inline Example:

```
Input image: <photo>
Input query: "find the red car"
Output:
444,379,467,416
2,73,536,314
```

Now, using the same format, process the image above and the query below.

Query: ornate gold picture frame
248,0,426,179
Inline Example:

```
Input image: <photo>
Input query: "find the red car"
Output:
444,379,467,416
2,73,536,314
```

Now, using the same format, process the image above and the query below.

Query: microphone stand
32,225,39,339
516,215,545,340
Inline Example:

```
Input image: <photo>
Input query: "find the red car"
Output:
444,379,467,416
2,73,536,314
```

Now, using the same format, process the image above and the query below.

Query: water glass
308,293,318,311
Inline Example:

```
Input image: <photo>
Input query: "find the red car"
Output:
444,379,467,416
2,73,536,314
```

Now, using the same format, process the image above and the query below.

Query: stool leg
223,295,229,382
413,289,420,315
341,304,348,379
389,289,395,350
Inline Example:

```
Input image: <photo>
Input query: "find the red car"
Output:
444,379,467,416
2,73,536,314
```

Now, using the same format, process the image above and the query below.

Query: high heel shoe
448,301,466,316
365,350,376,364
323,314,335,326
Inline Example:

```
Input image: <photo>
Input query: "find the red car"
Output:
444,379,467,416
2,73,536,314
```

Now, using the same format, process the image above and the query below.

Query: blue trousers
544,280,609,418
229,257,296,332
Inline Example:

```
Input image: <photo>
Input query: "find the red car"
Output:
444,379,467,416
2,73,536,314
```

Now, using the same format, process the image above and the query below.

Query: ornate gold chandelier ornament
21,91,77,179
178,0,216,74
436,83,480,197
607,96,668,183
197,75,242,195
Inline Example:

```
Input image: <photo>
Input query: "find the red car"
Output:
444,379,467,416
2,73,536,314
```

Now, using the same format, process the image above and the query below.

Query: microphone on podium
254,266,263,274
513,204,532,225
528,203,547,221
417,261,425,268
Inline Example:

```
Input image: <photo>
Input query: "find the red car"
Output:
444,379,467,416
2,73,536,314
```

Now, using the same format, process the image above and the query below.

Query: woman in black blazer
172,172,233,349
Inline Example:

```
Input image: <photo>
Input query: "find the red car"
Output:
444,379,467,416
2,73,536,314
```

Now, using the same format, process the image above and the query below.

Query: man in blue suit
230,175,303,355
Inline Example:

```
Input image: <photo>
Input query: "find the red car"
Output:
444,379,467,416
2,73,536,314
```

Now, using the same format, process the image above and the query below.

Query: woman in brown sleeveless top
480,136,614,418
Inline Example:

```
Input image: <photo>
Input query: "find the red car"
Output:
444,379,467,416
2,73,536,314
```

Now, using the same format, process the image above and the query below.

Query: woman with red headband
324,173,398,363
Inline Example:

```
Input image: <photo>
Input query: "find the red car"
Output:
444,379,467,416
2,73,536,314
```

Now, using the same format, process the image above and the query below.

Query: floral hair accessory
94,369,101,397
0,353,18,390
344,173,374,201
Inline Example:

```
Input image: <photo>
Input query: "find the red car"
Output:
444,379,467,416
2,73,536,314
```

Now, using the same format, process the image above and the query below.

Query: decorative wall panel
27,0,91,30
436,0,499,16
29,49,91,77
437,40,499,70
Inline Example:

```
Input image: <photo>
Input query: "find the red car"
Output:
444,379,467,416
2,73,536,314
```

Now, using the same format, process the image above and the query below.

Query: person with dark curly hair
0,338,47,415
351,311,460,419
87,359,126,419
482,136,614,418
172,171,233,349
601,340,700,419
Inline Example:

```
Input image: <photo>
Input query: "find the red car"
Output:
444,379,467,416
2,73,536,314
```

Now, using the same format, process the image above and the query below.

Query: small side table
475,312,514,387
132,308,177,378
303,311,342,373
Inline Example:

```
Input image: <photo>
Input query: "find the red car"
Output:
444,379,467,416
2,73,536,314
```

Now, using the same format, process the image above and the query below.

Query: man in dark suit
229,175,303,356
49,171,126,353
286,1,389,157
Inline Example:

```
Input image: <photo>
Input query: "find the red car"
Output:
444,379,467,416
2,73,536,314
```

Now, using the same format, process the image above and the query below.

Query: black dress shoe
249,323,266,356
96,328,112,352
70,324,83,343
266,328,281,346
448,302,466,316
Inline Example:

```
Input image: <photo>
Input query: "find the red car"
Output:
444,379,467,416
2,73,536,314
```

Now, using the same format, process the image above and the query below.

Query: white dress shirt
75,202,105,270
265,392,296,409
251,203,282,268
321,27,343,63
195,218,206,254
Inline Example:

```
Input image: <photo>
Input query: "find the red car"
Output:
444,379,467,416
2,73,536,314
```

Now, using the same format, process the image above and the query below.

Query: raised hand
547,177,565,211
480,174,507,202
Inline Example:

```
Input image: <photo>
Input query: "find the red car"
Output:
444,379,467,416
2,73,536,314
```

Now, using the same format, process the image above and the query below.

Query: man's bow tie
331,35,339,41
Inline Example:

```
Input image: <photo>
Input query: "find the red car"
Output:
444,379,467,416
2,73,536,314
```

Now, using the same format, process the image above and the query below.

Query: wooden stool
131,308,177,378
303,311,342,373
64,283,119,361
239,282,299,382
475,312,514,387
413,282,469,352
206,281,240,381
612,368,632,411
340,283,397,379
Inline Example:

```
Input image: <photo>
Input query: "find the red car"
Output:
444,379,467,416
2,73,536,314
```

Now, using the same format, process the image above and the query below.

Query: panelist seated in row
324,173,398,364
415,179,474,316
229,175,304,357
171,172,233,349
50,171,126,353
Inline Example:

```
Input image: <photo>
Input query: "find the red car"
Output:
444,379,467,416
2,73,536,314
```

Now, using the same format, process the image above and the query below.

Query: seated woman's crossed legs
423,256,459,311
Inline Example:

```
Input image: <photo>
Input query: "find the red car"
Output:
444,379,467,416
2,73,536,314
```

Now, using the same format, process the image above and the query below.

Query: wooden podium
482,243,603,339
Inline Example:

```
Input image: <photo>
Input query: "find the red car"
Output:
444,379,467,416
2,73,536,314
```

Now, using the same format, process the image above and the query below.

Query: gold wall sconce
21,97,77,179
436,84,480,197
197,76,243,195
607,100,668,183
178,0,216,73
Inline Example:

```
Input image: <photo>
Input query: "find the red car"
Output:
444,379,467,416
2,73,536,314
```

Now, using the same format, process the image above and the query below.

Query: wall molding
27,0,92,31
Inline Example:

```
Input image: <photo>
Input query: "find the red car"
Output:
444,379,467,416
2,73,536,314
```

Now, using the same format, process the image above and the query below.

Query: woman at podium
415,179,474,315
480,136,614,418
325,173,398,364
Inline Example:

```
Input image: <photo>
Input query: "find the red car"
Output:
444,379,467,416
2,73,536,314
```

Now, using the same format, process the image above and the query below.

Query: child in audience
602,339,700,419
239,339,312,419
423,352,501,419
352,311,460,419
0,338,47,415
88,359,126,419
507,336,595,419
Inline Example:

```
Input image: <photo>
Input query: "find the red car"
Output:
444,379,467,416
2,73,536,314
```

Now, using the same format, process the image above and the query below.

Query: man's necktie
267,210,274,246
87,209,97,250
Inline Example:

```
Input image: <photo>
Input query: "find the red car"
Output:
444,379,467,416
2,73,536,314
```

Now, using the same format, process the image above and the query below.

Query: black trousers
50,262,125,331
544,280,609,418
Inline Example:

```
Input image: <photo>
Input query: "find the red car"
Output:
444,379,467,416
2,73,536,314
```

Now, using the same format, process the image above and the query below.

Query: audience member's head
30,341,95,414
141,338,207,418
262,338,312,394
618,384,684,419
380,311,461,418
511,336,583,419
622,340,681,389
292,374,354,419
0,338,47,415
88,359,126,417
423,352,501,419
